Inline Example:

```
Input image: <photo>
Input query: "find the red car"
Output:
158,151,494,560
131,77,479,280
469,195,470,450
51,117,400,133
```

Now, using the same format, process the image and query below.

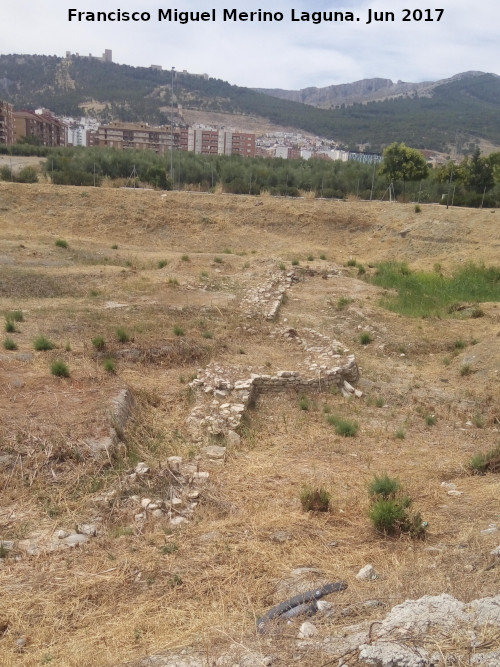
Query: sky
2,1,499,89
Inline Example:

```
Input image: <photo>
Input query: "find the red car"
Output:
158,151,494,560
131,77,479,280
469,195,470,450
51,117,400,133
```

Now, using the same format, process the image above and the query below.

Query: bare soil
0,182,499,666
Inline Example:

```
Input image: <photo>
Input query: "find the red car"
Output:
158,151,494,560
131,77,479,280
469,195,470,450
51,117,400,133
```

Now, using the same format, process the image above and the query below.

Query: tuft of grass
375,396,385,408
307,254,314,262
357,264,366,276
369,474,401,499
51,360,70,377
168,277,179,287
369,261,500,318
327,414,359,437
103,358,116,373
460,364,472,377
202,330,213,339
337,296,352,310
346,258,357,267
473,413,485,429
319,253,327,260
5,319,15,333
360,332,373,345
395,428,406,440
181,254,190,262
279,262,286,271
9,310,24,322
173,325,185,336
213,256,223,264
3,337,17,350
158,259,168,269
55,238,68,249
299,395,310,411
291,259,300,266
161,543,179,555
116,327,130,343
111,244,119,250
425,413,436,426
442,356,451,366
223,248,232,254
92,336,106,351
469,443,500,475
34,335,55,351
414,204,421,213
299,485,330,512
454,338,466,350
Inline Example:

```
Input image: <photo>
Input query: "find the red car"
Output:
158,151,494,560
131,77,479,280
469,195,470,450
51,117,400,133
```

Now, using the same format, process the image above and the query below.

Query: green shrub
320,253,327,260
103,358,116,373
223,248,232,254
346,258,357,267
34,335,55,351
291,259,300,266
299,395,310,411
181,254,190,262
469,443,500,474
111,244,119,250
158,259,168,269
327,415,359,437
3,337,17,350
473,413,485,428
92,336,106,351
55,238,68,249
51,360,70,377
299,485,330,512
460,364,472,377
360,332,373,345
414,204,421,213
202,330,213,339
307,254,314,262
369,497,425,538
454,339,466,350
425,413,436,426
5,319,15,333
395,428,406,440
173,325,185,336
9,310,24,322
161,543,179,554
168,277,179,287
357,264,366,276
369,474,401,499
214,256,223,264
116,327,130,343
337,297,352,310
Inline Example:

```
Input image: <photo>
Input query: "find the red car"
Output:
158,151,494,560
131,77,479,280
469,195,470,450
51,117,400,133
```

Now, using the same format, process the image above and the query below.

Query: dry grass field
1,182,500,666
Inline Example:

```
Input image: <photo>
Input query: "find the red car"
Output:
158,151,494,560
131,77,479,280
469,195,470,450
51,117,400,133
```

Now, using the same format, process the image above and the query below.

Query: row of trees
1,142,499,207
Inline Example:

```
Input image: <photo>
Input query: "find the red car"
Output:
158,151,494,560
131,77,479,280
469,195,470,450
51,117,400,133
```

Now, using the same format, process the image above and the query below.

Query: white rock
152,509,164,519
193,471,210,481
135,462,150,475
490,546,500,557
63,534,89,547
356,564,378,581
227,430,241,447
141,498,152,509
77,523,97,536
481,525,498,535
167,456,182,472
448,490,463,496
298,621,319,639
56,530,69,539
204,445,226,459
170,516,188,527
170,497,183,506
134,513,146,522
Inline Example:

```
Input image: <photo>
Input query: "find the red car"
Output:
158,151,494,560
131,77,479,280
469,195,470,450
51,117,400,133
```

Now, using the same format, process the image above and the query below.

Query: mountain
254,71,489,108
1,54,500,153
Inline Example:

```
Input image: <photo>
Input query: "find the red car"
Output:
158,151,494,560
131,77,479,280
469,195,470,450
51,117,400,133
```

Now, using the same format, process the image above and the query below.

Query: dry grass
1,182,500,665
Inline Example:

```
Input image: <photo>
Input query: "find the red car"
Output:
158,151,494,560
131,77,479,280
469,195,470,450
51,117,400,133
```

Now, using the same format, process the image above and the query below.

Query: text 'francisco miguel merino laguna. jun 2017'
68,8,445,25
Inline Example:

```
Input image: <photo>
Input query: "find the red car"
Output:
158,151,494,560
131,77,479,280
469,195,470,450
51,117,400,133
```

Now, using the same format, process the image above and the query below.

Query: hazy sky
2,1,499,89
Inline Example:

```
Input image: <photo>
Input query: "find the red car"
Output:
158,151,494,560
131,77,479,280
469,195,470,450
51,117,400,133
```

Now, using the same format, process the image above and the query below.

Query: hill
1,183,500,665
1,54,500,152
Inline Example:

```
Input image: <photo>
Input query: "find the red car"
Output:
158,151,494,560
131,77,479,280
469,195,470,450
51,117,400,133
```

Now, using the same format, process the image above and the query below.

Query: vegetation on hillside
1,54,500,152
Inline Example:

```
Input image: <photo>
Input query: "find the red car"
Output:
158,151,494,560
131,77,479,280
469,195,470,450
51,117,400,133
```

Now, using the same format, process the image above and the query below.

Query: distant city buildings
13,109,67,147
0,99,14,144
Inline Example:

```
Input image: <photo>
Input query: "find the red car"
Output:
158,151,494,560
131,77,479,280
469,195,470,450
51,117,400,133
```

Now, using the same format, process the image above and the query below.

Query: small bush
34,335,55,351
5,319,15,333
460,364,472,376
9,310,24,322
202,330,213,339
168,277,179,287
173,325,185,336
469,443,500,474
223,248,232,254
158,259,168,269
360,332,373,345
320,253,327,260
414,204,421,213
395,428,406,440
327,415,359,437
454,339,466,350
473,413,485,428
299,395,310,411
307,254,314,262
442,356,451,366
375,396,385,408
300,485,330,512
337,297,352,310
51,360,70,377
369,474,401,499
369,497,409,534
116,327,130,343
92,336,106,351
55,239,68,249
3,337,17,350
279,262,286,271
214,256,223,264
291,259,300,266
357,264,366,276
425,413,436,426
346,258,357,267
103,358,116,373
111,244,118,250
161,543,179,555
181,254,190,262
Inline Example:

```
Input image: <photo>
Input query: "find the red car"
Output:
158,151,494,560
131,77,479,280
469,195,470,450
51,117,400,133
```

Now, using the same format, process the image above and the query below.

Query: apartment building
97,122,178,155
0,99,14,144
178,127,255,156
13,110,67,146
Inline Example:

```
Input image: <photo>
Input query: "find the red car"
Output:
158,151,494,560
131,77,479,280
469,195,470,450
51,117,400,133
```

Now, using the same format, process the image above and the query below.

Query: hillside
1,183,500,665
1,54,500,152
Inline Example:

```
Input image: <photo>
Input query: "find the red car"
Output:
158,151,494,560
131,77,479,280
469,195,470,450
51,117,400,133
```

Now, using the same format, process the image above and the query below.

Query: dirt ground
0,182,499,666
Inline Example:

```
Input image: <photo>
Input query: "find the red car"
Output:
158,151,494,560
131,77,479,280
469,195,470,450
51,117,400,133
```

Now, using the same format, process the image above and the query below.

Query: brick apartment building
97,122,178,155
13,110,67,146
0,99,14,144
